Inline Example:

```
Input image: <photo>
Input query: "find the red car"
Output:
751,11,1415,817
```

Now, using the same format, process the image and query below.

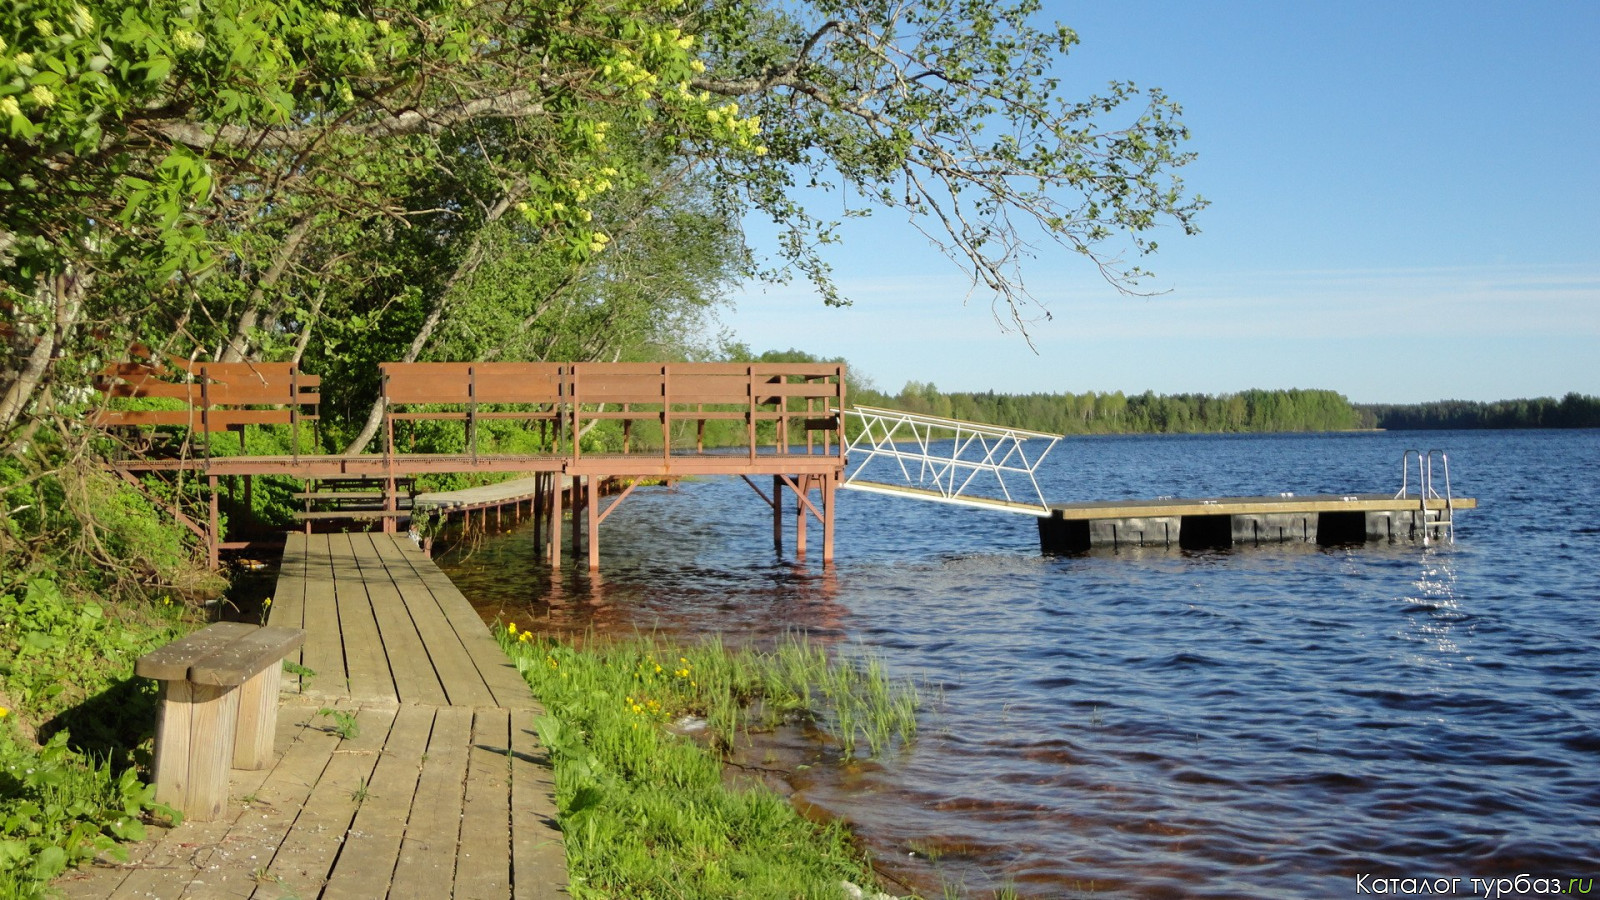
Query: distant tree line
852,382,1364,434
729,350,1600,436
1359,393,1600,430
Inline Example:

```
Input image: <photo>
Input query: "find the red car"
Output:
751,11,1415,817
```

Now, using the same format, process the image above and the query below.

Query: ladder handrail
1395,449,1455,545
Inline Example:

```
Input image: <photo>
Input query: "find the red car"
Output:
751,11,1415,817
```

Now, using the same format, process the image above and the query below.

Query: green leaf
31,845,68,880
142,55,173,84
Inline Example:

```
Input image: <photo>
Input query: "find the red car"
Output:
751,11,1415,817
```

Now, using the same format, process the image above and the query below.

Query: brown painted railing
95,358,319,457
380,361,845,461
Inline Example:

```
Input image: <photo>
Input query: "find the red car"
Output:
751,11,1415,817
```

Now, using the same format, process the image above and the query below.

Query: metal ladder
1395,450,1456,545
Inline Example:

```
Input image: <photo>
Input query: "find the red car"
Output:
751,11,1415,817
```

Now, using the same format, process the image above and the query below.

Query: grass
497,627,921,899
0,574,198,897
316,708,360,740
0,722,179,898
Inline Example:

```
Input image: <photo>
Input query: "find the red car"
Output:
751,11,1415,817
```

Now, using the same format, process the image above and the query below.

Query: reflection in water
439,430,1600,898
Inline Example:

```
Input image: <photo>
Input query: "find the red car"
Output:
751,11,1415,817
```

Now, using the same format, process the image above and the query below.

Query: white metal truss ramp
838,405,1062,515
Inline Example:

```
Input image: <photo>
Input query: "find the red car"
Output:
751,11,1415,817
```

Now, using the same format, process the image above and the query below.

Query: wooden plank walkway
57,533,565,900
412,476,549,514
1047,493,1476,519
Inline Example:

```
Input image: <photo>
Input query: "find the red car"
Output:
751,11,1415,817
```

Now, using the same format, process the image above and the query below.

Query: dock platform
58,532,566,900
1038,493,1477,553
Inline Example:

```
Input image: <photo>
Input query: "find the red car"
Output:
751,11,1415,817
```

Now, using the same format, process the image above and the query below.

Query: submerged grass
497,628,921,899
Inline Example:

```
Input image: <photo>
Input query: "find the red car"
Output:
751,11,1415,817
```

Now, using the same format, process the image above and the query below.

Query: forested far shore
1357,394,1600,430
840,372,1600,434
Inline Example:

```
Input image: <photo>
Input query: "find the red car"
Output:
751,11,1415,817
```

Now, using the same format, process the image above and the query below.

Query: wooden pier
99,360,848,570
1037,493,1477,553
58,532,566,900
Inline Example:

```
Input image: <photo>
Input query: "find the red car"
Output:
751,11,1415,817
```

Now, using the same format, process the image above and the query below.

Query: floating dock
1036,493,1476,553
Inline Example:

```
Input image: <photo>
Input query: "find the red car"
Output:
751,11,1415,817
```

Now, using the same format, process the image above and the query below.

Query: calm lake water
440,430,1600,898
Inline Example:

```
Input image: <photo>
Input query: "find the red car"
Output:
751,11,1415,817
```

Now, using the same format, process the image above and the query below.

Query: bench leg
233,661,283,769
152,681,239,822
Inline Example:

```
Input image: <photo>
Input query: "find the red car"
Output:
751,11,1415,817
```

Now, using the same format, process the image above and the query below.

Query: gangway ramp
838,405,1061,515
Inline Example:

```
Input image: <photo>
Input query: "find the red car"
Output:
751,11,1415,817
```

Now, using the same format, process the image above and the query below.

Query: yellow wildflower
0,707,9,718
507,622,518,635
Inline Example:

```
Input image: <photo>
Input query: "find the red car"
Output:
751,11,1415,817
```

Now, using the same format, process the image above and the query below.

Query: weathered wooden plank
329,533,397,703
1046,493,1478,520
103,811,239,899
248,704,396,900
269,531,310,682
78,707,320,900
456,708,513,900
412,476,545,512
349,533,448,706
321,704,436,899
392,706,473,898
509,707,566,900
135,621,257,681
380,537,532,710
189,627,305,687
369,535,498,708
297,535,349,701
171,702,334,899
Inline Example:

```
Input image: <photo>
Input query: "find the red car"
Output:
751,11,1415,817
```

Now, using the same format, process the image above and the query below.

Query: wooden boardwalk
58,533,566,900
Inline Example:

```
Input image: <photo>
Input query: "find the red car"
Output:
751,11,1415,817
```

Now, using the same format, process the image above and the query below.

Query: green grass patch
0,576,194,897
497,628,920,899
0,725,179,898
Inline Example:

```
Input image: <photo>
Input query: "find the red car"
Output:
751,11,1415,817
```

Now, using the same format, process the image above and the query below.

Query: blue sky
722,1,1599,404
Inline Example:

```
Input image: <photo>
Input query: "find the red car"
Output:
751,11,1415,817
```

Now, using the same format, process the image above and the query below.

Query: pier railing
838,405,1061,515
380,361,845,463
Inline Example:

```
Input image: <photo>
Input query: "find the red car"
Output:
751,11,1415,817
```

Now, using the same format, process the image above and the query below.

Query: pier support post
772,475,783,554
571,476,581,561
587,475,600,571
823,472,836,564
795,475,808,562
533,473,545,546
207,475,220,569
549,475,562,570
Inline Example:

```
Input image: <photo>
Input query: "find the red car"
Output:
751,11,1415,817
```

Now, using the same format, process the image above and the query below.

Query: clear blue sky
723,1,1600,404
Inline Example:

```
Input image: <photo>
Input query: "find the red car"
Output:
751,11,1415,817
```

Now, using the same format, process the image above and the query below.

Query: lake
440,429,1600,898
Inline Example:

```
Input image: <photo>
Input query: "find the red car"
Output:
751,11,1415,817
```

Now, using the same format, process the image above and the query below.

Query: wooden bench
135,622,306,820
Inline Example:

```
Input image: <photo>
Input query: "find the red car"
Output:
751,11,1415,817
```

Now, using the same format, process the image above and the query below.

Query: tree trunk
1,266,90,438
341,194,515,453
220,216,315,363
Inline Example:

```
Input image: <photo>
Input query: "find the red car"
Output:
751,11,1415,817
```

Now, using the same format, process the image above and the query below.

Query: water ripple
442,429,1600,898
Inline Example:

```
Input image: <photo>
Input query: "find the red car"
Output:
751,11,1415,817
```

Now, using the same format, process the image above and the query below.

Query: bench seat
136,622,306,820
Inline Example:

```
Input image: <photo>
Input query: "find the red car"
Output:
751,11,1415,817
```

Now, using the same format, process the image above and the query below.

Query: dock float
1037,494,1477,553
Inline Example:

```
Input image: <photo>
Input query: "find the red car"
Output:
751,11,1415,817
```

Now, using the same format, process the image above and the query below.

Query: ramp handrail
838,405,1061,514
